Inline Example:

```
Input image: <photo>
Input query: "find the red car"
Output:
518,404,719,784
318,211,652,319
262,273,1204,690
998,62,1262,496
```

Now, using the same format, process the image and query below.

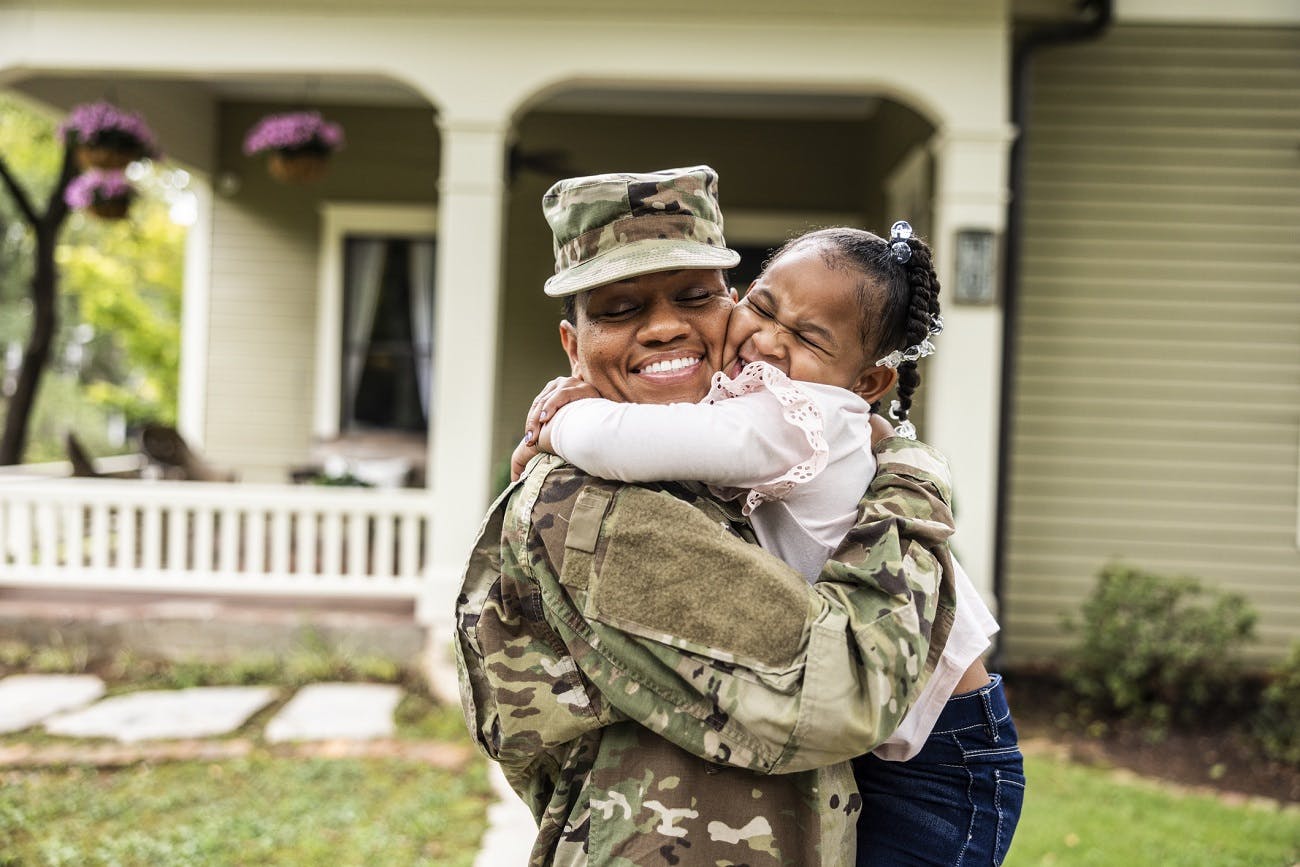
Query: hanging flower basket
267,150,332,184
243,111,345,185
89,197,132,220
65,169,136,221
60,101,160,170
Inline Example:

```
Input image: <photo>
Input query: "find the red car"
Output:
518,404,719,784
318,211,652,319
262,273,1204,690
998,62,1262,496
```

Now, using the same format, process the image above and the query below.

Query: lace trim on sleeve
704,361,829,516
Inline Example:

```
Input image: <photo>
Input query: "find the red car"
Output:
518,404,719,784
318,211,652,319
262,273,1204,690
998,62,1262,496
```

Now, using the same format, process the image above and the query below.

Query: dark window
340,236,436,433
727,242,780,295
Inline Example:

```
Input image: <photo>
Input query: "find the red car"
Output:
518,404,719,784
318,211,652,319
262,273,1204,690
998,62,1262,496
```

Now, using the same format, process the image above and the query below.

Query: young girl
520,223,1024,866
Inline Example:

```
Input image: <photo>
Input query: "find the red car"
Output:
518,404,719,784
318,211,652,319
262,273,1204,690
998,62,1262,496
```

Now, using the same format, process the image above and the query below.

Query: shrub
27,638,91,674
0,640,32,670
351,654,403,684
1064,564,1256,730
1255,641,1300,766
225,654,283,685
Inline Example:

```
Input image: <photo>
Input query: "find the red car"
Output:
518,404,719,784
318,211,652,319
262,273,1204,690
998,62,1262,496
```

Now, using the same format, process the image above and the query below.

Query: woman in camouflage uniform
456,166,958,866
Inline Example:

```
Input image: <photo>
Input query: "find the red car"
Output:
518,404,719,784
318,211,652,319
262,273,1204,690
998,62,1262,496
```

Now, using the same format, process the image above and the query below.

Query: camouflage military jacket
455,438,957,866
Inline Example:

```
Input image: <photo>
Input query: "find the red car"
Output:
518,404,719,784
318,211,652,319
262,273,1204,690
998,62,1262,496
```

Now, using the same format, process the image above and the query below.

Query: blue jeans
852,674,1026,866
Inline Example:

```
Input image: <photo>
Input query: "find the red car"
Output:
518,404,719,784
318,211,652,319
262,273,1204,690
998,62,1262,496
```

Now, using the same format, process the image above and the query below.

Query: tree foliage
0,92,184,462
58,189,183,425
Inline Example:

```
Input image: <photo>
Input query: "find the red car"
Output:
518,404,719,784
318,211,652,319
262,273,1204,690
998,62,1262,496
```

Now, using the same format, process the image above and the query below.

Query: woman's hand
512,375,603,481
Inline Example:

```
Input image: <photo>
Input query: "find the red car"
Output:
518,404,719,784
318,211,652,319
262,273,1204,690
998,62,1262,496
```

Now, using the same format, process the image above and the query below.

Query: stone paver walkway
265,682,402,742
45,685,277,742
0,675,412,746
0,669,532,863
0,674,105,734
474,764,538,867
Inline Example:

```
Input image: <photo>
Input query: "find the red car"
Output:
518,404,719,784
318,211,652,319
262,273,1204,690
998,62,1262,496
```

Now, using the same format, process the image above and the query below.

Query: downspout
991,0,1112,667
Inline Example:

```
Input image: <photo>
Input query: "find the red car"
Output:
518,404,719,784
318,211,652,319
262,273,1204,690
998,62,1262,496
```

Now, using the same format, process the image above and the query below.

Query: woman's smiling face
560,268,735,405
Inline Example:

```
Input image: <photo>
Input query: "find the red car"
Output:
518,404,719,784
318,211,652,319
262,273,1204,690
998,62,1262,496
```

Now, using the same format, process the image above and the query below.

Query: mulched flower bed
1004,671,1300,804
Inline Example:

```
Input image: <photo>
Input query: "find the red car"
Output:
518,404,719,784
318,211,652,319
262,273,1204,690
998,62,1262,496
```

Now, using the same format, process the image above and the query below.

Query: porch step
0,587,425,664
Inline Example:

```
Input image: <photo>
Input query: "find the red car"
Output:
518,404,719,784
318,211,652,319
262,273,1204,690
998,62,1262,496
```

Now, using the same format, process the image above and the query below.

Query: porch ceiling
210,80,886,120
202,74,428,108
15,0,1007,24
537,87,882,121
11,70,430,108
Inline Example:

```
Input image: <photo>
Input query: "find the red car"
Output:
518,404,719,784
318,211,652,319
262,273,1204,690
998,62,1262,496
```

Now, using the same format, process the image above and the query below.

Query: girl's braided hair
771,226,942,426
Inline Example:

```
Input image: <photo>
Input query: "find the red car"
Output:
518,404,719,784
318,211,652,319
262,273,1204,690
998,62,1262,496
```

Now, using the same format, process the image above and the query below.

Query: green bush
1254,641,1300,766
0,640,32,669
1064,564,1256,730
225,653,283,685
27,637,91,674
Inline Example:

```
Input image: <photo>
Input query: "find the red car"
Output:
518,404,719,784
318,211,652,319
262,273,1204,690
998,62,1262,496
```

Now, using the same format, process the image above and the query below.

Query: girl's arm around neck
548,386,843,489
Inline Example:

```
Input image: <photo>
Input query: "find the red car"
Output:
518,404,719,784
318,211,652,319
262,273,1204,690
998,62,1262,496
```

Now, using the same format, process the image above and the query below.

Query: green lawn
0,754,491,866
1007,754,1300,867
3,706,1296,867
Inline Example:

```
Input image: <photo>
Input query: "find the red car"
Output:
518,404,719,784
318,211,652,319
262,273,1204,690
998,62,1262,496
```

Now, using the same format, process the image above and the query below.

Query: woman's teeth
640,357,700,374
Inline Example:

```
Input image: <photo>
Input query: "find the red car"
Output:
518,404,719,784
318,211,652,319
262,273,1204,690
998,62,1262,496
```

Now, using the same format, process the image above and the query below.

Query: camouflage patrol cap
542,165,741,297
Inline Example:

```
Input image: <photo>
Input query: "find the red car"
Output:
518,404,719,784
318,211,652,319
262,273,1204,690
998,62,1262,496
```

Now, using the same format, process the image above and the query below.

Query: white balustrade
0,478,435,605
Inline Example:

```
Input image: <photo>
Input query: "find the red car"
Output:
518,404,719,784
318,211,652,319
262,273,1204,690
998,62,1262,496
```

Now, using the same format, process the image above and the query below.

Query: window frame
313,202,438,440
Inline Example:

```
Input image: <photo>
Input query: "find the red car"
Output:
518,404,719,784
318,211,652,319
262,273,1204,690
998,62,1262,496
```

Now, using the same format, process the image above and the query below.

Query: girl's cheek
721,313,750,360
717,311,754,377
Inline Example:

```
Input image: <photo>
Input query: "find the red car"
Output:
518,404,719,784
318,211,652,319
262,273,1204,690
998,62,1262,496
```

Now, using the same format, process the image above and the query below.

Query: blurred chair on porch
299,430,425,488
62,432,146,479
64,432,102,478
140,424,237,482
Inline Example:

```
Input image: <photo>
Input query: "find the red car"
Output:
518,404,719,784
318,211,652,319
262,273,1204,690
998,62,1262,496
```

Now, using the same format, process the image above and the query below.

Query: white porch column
925,127,1014,612
177,177,214,448
423,117,509,626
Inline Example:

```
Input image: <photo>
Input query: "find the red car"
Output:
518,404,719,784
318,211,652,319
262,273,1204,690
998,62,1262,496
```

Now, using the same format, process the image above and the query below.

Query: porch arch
494,76,1010,607
496,79,938,448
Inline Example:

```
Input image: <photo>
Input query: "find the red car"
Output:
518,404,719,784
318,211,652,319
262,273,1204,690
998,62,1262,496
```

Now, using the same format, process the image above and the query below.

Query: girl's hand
513,376,603,481
526,377,602,447
868,413,895,447
522,376,592,448
509,435,539,482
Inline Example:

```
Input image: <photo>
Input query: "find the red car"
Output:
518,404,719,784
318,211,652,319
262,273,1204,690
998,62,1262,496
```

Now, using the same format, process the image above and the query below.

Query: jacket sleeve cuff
871,437,953,504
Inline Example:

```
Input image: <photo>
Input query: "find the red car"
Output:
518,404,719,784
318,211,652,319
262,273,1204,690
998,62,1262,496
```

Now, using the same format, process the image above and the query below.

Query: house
0,0,1295,662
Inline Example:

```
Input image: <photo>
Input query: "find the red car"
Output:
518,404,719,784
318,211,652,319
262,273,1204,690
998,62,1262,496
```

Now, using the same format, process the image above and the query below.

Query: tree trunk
0,230,58,464
0,145,75,465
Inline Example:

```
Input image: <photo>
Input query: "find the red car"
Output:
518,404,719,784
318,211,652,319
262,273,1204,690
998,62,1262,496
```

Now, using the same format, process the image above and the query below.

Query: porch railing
0,454,146,480
0,477,435,611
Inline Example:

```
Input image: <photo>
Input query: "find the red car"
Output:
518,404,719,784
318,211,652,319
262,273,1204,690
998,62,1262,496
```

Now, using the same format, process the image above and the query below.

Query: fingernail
524,431,534,445
539,410,547,421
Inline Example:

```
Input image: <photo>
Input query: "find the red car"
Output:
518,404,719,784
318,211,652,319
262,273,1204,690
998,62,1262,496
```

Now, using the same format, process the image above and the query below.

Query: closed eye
593,303,639,320
747,298,829,353
795,331,825,351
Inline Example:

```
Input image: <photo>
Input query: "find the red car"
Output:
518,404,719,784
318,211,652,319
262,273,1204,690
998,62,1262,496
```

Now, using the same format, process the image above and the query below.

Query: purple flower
64,170,136,210
243,111,346,156
59,101,160,158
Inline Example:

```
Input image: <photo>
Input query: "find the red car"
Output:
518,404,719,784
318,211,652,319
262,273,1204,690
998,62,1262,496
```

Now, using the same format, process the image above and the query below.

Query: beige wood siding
1004,24,1300,665
204,102,439,482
